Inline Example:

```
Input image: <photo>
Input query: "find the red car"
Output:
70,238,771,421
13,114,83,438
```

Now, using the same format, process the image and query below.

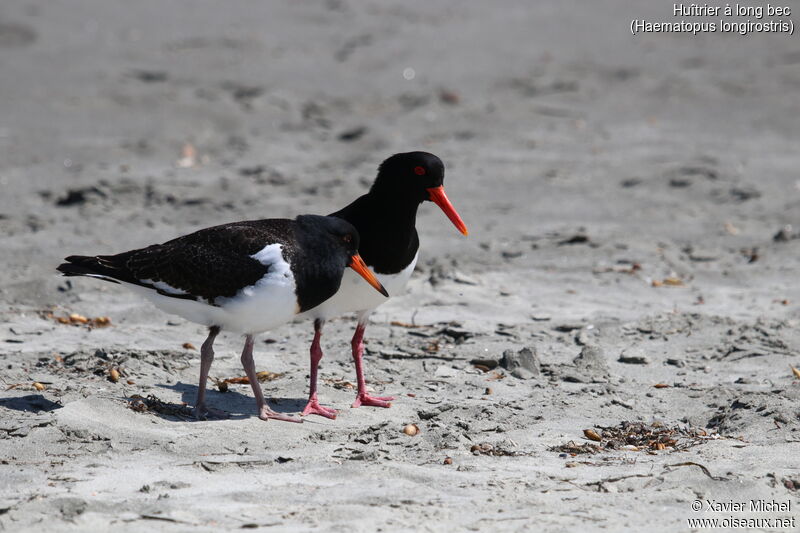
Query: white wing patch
251,243,292,275
142,278,189,296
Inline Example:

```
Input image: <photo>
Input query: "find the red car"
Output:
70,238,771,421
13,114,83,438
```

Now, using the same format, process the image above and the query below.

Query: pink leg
351,321,394,408
301,320,337,419
195,326,228,420
240,334,301,423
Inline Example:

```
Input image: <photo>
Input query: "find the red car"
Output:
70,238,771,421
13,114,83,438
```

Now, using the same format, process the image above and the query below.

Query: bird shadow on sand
146,382,308,421
0,394,62,413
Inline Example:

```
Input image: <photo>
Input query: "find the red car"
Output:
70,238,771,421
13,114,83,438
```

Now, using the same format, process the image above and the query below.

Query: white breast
301,252,418,321
124,243,299,334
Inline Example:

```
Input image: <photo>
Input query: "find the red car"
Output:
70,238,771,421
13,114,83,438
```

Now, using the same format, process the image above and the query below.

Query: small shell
33,382,45,391
109,368,120,383
69,313,89,324
182,342,196,350
443,457,453,465
583,429,602,442
470,443,493,455
403,424,419,436
93,316,111,327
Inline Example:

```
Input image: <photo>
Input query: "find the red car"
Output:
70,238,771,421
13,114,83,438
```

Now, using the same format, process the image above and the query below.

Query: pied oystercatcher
298,152,468,418
57,215,387,422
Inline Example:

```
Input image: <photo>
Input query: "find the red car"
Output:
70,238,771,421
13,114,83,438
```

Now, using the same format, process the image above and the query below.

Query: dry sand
1,1,799,531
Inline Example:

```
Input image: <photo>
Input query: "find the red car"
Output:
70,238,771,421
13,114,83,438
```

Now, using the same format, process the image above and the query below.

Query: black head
369,152,468,236
296,214,360,257
370,151,445,201
295,214,387,296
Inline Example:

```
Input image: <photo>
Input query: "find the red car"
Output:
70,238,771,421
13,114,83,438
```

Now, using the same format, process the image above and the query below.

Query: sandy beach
1,1,799,531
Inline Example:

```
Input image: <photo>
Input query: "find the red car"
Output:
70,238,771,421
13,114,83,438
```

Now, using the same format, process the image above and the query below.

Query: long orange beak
349,254,389,297
426,186,468,236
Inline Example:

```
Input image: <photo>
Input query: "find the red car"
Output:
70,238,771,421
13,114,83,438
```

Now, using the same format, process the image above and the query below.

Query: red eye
414,166,426,176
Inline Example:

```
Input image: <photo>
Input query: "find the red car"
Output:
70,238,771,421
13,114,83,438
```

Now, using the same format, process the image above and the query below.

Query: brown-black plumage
57,217,378,312
57,220,294,305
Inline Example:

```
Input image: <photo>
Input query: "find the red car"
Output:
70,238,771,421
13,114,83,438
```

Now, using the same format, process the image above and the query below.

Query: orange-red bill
349,254,389,297
426,186,468,236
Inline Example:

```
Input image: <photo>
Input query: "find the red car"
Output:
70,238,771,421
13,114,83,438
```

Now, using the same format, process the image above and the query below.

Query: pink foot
352,393,395,409
258,405,302,423
301,396,338,419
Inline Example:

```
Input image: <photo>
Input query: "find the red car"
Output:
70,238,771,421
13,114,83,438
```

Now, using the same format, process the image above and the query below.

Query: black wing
57,219,297,305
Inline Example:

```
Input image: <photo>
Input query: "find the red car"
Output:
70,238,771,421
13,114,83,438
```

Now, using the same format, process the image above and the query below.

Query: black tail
57,255,123,284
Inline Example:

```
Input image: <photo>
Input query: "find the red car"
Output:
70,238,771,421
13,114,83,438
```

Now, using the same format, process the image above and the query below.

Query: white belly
124,243,299,334
301,252,418,321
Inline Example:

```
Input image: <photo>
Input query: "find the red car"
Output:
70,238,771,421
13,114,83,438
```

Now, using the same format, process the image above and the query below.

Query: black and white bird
298,152,468,418
57,215,387,422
